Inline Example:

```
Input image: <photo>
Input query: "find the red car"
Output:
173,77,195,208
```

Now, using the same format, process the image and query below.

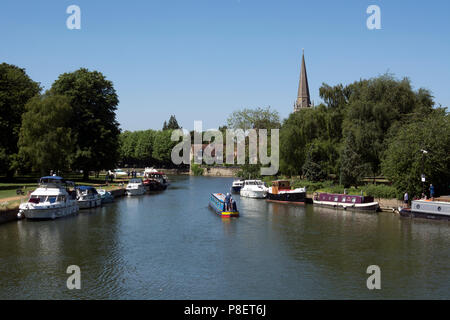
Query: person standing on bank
404,192,409,207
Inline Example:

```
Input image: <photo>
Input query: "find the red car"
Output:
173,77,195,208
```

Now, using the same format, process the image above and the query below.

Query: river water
0,176,449,299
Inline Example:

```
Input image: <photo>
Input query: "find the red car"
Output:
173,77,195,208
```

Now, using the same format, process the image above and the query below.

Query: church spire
295,49,311,111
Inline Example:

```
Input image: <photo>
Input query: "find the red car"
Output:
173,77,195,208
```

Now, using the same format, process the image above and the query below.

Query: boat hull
313,200,379,212
78,198,102,209
240,189,267,199
399,200,450,221
126,187,145,196
266,191,306,204
22,204,79,220
230,186,242,194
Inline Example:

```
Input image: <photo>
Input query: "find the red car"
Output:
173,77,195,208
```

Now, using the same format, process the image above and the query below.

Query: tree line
118,115,181,168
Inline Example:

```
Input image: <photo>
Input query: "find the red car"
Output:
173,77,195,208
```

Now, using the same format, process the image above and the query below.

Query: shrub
191,164,203,176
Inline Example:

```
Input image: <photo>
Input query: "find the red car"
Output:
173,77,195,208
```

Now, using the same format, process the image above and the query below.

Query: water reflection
0,176,449,299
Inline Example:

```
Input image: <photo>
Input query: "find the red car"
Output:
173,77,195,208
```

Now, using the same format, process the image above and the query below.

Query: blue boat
209,193,239,217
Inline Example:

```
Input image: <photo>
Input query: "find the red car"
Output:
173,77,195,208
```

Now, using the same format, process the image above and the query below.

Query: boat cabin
316,193,374,204
271,180,292,194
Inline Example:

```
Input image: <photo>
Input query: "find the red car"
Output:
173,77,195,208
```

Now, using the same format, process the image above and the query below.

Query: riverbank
0,185,127,225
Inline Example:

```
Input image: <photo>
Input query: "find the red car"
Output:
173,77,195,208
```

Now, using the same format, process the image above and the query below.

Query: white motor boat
230,179,244,194
18,176,79,220
76,186,102,209
126,178,146,196
240,180,268,199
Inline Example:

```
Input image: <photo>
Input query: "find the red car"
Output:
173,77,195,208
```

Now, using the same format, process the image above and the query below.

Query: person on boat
225,193,232,211
403,192,409,207
429,184,435,199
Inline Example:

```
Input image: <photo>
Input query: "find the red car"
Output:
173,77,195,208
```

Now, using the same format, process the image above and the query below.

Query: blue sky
1,0,449,131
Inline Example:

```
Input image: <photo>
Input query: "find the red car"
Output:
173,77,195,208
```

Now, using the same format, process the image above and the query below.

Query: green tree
18,94,75,175
50,68,120,179
339,132,369,188
152,130,177,167
163,115,180,130
302,141,328,181
0,63,41,177
381,109,450,198
227,106,280,131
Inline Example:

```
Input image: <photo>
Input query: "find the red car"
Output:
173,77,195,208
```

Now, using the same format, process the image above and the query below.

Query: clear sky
1,0,449,131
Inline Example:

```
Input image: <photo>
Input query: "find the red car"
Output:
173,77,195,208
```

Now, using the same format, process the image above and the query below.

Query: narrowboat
209,193,239,217
18,176,79,220
266,180,306,204
399,200,450,221
230,179,244,194
313,192,379,212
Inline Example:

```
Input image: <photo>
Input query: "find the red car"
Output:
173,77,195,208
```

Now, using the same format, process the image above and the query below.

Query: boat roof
40,176,64,180
76,185,97,191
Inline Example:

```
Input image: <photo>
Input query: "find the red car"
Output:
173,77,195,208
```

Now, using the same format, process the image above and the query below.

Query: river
0,176,449,299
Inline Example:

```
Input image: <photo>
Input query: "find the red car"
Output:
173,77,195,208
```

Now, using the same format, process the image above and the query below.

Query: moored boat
18,176,79,220
313,192,379,212
230,179,244,194
76,186,102,209
126,178,146,196
240,180,268,199
266,180,306,204
209,193,239,217
399,200,450,221
97,189,114,204
143,170,169,191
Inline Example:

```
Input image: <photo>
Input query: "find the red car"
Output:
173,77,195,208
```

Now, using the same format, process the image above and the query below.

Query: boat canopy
77,186,98,192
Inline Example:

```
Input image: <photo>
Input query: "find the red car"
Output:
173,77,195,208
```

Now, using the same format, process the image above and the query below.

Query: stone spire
294,49,311,111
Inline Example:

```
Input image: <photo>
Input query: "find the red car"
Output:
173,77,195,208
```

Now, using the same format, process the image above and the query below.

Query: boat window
334,197,338,202
342,198,346,202
352,198,356,203
48,196,57,203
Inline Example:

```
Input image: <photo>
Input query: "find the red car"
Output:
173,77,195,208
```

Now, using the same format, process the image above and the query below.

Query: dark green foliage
18,94,75,175
0,63,41,176
339,132,370,188
50,68,120,178
191,163,203,176
163,115,180,130
381,109,450,198
280,74,437,195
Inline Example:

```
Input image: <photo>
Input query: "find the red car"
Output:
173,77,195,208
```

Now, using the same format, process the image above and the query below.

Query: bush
191,164,203,176
362,184,399,199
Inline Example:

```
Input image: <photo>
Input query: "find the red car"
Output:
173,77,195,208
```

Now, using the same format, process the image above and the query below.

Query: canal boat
399,200,450,221
126,178,146,196
313,192,379,212
18,176,79,220
240,180,268,199
76,186,102,209
266,180,306,204
230,179,245,194
209,193,239,217
97,189,114,204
